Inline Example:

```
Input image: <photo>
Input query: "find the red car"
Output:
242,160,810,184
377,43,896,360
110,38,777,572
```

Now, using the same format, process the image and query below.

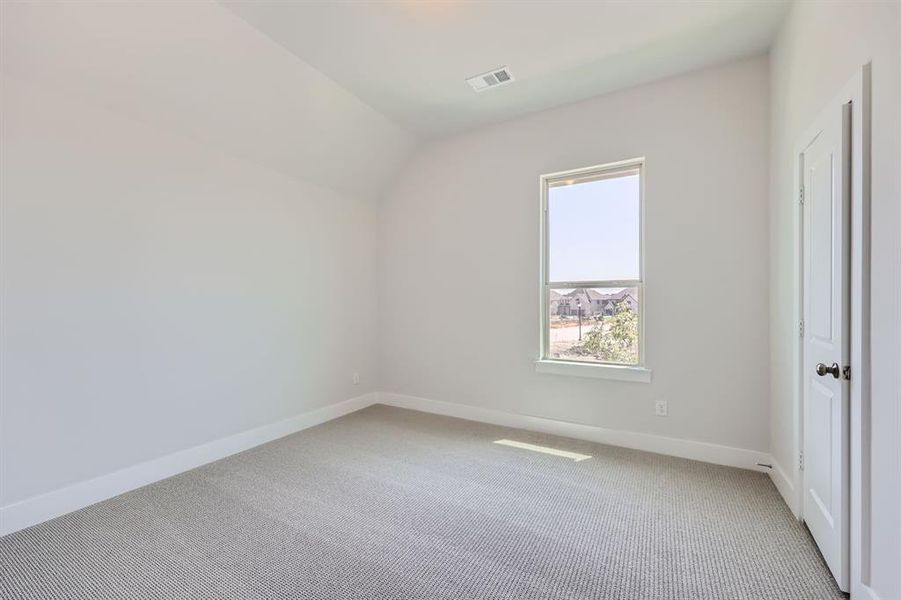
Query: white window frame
536,157,651,383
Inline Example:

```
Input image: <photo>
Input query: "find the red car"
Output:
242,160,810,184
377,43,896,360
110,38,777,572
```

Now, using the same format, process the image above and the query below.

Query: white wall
768,3,901,598
0,1,414,200
377,57,771,456
0,75,378,508
0,0,413,514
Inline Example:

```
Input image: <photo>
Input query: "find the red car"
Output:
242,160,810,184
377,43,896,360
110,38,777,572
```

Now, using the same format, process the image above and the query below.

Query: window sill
534,360,652,383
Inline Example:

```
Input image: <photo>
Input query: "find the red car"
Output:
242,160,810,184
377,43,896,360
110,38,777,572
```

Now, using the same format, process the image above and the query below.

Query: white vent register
466,67,514,92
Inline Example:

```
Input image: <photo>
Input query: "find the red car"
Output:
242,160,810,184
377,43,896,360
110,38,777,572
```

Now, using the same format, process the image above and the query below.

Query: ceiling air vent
466,67,514,92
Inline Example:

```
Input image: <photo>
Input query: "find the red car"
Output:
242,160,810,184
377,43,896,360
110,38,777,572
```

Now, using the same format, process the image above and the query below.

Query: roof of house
558,287,636,302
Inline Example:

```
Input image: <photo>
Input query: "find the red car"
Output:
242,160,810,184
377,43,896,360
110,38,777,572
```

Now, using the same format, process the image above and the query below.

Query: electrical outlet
655,400,668,417
353,372,360,385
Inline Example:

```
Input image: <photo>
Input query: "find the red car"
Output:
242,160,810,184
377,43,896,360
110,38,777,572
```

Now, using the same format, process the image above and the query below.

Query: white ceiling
1,1,414,200
221,0,789,138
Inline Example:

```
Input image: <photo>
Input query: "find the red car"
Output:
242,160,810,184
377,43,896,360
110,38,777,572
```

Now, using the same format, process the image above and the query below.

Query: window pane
547,286,639,365
548,172,639,282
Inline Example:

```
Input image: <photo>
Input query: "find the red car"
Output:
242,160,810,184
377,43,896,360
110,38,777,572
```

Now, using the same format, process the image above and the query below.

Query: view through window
541,161,643,365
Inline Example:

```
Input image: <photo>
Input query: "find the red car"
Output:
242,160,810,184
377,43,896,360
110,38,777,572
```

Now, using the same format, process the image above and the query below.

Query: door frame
791,64,872,597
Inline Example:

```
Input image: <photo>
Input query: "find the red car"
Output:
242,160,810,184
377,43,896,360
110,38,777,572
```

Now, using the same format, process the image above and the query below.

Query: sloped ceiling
221,0,789,138
2,1,789,197
0,1,416,200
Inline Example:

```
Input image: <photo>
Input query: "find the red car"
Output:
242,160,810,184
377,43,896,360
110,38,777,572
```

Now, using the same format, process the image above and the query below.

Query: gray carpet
1,404,844,600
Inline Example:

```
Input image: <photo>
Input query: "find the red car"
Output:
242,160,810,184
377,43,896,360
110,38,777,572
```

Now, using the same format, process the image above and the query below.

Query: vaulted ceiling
2,1,788,199
0,1,415,200
222,0,789,138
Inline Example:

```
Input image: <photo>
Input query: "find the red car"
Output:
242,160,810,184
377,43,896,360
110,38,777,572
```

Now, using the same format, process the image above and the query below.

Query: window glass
547,286,640,365
542,162,643,366
547,173,639,282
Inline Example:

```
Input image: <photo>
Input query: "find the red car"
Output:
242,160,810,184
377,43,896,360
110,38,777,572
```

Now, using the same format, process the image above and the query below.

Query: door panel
807,378,833,519
801,101,850,592
808,152,834,340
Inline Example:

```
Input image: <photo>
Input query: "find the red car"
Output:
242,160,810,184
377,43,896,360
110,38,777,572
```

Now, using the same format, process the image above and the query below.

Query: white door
801,101,851,592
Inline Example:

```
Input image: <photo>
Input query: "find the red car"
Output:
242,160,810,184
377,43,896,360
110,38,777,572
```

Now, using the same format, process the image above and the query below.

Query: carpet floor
0,404,845,599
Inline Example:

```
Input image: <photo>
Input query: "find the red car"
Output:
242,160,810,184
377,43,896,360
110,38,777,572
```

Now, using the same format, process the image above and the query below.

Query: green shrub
579,302,638,364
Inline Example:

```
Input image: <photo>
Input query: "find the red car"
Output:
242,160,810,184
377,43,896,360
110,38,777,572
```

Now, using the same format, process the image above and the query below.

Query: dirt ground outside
547,319,637,363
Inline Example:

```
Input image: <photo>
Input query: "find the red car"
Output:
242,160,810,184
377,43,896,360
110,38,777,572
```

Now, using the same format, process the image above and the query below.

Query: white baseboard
0,392,377,537
377,392,772,473
1,391,778,537
769,457,799,517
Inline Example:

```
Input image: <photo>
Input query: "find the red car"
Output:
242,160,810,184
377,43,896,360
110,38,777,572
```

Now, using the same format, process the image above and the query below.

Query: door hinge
799,320,804,338
799,186,805,204
799,451,804,471
842,365,851,381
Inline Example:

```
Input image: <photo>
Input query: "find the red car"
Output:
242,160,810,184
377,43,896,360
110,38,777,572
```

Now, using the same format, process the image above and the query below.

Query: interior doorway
794,65,871,597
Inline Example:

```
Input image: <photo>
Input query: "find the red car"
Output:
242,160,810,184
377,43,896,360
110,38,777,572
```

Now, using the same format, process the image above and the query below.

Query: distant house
549,288,637,318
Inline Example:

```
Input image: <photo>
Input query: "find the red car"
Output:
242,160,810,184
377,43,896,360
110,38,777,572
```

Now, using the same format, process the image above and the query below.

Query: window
538,158,647,380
